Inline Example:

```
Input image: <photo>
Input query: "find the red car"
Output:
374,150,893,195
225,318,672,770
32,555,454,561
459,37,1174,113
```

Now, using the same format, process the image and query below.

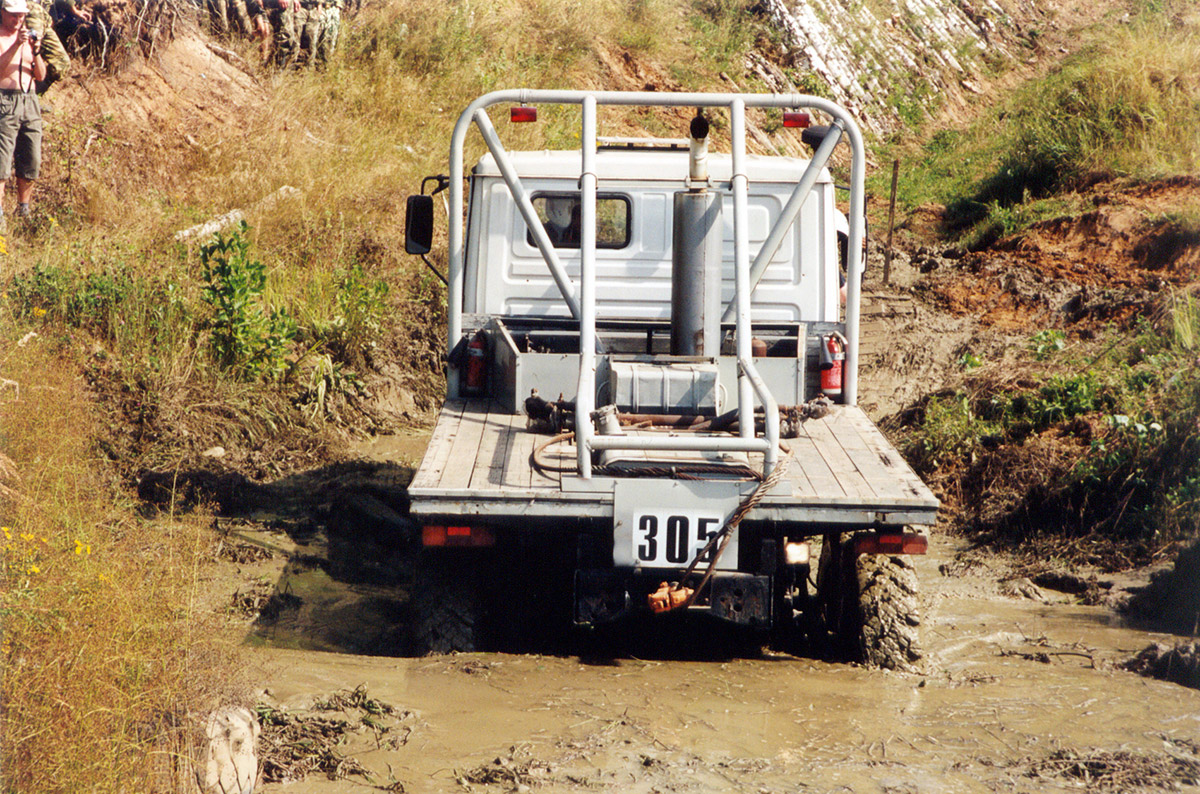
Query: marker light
510,106,538,123
853,531,928,556
783,111,811,129
423,524,497,547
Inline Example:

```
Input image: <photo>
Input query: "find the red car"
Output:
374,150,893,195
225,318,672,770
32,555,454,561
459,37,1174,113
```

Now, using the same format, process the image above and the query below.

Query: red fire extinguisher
464,330,488,395
819,332,847,399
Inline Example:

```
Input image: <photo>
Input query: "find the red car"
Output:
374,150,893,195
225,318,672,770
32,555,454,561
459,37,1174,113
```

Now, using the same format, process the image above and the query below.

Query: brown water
246,525,1200,794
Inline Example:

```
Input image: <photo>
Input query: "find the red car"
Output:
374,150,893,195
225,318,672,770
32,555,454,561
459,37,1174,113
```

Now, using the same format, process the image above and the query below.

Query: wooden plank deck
409,400,938,522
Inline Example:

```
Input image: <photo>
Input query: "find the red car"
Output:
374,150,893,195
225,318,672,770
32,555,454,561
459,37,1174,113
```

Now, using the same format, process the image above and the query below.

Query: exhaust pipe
671,111,722,357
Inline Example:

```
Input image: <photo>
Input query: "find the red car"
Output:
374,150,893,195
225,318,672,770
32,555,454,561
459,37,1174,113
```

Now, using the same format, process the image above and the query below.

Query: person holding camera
0,0,45,228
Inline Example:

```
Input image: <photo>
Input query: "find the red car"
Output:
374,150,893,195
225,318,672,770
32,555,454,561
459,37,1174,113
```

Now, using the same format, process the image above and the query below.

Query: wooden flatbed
408,400,938,528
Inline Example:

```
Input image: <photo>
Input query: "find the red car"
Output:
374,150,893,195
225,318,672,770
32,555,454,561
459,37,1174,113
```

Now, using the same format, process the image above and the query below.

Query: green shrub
906,394,991,472
323,264,390,368
199,223,297,380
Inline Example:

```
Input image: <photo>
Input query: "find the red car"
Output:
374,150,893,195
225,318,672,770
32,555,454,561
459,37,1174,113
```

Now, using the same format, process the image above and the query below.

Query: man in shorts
0,0,45,227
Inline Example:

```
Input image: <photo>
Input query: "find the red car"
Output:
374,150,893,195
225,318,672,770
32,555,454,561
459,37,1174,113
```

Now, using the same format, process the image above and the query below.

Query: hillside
1,0,1198,790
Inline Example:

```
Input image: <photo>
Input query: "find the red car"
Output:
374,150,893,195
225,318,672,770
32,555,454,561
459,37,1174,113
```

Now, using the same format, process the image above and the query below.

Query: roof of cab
471,149,832,183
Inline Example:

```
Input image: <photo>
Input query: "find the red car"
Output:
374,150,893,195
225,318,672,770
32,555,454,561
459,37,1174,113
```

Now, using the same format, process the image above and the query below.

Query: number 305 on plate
631,510,731,567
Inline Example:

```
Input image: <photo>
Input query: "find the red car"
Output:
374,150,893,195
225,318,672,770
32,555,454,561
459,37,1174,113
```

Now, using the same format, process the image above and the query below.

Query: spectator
317,0,340,62
265,0,296,66
295,0,321,65
0,0,45,228
26,0,66,90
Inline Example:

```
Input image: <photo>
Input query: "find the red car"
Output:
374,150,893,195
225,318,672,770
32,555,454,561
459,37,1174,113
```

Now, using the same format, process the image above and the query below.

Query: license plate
612,480,749,570
631,509,725,567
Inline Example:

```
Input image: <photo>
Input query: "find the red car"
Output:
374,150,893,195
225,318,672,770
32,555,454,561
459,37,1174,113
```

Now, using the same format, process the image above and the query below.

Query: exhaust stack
671,112,722,357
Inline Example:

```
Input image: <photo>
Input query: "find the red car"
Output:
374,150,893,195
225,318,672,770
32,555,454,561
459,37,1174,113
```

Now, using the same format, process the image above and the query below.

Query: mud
213,505,1200,794
228,181,1200,789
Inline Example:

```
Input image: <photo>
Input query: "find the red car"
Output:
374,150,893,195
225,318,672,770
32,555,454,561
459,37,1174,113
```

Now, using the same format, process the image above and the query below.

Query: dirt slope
39,20,263,213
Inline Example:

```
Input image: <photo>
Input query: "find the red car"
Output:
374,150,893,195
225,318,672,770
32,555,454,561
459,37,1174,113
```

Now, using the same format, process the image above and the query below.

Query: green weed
906,394,992,472
1028,329,1067,361
200,223,297,381
905,295,1200,558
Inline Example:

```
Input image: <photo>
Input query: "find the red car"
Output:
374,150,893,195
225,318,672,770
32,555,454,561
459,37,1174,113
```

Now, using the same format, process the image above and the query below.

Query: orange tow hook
648,581,694,614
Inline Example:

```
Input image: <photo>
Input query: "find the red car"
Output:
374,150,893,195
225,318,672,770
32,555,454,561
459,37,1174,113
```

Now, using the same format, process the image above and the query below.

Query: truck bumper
575,569,772,628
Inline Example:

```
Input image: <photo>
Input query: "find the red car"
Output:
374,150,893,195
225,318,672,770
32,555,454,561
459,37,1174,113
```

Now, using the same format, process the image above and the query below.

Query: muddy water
248,521,1200,794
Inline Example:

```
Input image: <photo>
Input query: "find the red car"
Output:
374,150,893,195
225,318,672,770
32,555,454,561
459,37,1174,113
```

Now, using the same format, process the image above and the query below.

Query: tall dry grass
0,336,239,791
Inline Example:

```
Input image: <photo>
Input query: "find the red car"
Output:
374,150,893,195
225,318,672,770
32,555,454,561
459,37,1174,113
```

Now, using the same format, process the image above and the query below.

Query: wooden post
883,159,899,286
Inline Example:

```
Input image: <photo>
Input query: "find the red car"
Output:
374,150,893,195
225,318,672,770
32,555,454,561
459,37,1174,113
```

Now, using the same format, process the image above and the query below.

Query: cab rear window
526,193,630,249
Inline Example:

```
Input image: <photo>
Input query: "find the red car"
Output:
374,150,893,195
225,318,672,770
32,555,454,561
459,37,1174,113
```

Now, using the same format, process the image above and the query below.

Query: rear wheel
854,553,923,671
770,551,814,655
407,552,486,655
817,535,923,670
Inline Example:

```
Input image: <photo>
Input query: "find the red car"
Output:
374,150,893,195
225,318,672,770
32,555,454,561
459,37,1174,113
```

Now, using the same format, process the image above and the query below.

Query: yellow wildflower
27,564,39,575
32,307,46,318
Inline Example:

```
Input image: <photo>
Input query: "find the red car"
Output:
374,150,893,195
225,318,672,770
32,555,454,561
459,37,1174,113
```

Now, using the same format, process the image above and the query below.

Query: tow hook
648,581,694,613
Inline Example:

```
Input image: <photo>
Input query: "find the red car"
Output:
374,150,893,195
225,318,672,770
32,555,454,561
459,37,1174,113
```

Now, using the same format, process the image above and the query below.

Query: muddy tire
407,553,486,655
854,554,923,671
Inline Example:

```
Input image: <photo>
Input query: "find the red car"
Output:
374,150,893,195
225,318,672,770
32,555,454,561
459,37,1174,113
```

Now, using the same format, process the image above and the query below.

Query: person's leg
0,98,20,219
13,96,43,217
15,177,33,214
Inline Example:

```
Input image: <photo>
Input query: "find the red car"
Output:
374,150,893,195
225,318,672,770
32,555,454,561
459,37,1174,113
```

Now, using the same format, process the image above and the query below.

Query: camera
28,30,39,43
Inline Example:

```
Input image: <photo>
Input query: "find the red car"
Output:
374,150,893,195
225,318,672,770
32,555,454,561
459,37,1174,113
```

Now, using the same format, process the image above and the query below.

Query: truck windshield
527,192,630,250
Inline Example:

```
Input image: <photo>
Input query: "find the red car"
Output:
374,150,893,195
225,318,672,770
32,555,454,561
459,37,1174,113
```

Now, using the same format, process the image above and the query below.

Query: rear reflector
510,106,538,123
783,111,811,128
423,525,496,547
854,532,928,556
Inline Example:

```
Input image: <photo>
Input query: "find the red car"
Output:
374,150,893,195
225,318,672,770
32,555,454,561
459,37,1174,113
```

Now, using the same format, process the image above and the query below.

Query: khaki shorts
0,90,42,181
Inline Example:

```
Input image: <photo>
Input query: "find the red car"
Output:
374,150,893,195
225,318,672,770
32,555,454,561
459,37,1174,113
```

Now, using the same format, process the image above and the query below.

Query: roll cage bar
446,90,868,480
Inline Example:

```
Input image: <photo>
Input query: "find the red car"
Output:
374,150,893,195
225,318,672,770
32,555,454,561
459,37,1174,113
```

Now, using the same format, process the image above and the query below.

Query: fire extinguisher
819,332,847,399
464,330,488,395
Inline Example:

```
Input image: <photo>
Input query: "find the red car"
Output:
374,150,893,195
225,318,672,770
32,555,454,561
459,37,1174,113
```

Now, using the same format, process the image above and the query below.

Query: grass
0,338,239,791
873,4,1200,244
0,2,791,788
897,291,1200,567
876,1,1200,564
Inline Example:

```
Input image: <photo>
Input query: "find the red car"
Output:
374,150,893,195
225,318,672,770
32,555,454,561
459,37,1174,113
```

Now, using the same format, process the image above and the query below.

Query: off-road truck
403,90,937,667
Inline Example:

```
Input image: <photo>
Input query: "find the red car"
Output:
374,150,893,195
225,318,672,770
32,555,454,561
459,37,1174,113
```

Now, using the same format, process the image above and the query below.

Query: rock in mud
198,705,260,794
1123,642,1200,690
1002,577,1047,602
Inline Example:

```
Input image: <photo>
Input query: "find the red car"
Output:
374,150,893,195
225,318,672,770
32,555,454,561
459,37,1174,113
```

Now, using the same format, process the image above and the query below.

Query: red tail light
423,524,496,547
510,106,538,123
783,111,811,128
853,531,927,556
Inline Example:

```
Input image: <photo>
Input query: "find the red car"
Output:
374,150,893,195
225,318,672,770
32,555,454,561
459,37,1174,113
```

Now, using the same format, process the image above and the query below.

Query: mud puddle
237,514,1200,794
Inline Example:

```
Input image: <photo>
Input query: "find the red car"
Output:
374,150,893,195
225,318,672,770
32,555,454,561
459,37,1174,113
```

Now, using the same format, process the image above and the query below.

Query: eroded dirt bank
235,531,1200,793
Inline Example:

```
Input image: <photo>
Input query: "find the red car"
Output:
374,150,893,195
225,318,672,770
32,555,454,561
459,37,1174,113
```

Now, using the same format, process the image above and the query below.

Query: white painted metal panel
467,151,840,324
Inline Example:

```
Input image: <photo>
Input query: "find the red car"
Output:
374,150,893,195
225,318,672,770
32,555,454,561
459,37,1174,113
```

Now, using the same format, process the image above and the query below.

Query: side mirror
405,194,434,255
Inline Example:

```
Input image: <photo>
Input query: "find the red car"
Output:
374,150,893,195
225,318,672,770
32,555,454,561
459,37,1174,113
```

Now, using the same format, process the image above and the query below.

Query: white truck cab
464,148,844,324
